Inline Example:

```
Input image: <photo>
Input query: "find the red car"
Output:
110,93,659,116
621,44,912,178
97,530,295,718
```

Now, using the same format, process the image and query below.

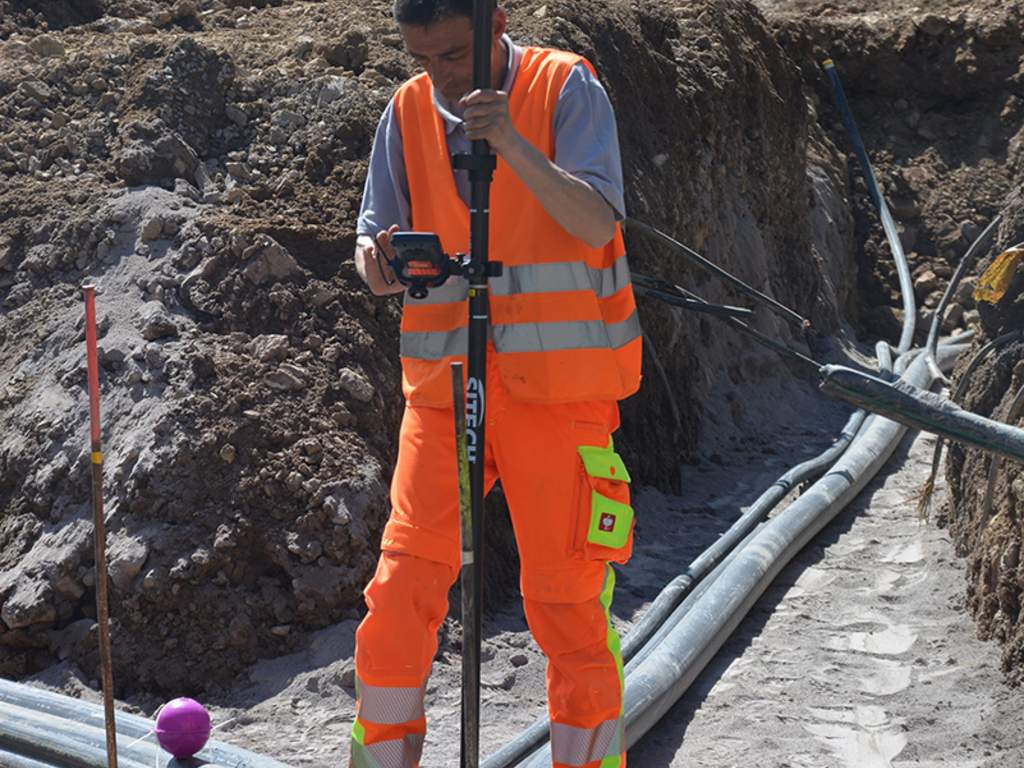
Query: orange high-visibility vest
393,46,642,406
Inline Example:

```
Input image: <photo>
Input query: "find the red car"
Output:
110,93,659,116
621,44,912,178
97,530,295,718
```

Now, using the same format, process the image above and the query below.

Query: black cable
641,276,821,374
626,218,810,330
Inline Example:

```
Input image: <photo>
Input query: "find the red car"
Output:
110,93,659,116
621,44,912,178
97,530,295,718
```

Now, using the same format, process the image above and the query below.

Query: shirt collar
433,34,521,135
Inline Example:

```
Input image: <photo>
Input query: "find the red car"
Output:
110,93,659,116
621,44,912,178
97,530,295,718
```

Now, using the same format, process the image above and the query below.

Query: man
350,1,642,766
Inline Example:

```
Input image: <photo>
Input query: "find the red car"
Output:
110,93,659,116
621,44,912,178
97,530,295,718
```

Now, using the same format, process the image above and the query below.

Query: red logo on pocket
600,513,616,533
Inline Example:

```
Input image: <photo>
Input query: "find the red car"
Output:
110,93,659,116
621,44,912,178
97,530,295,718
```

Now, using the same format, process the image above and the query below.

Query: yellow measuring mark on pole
974,247,1023,305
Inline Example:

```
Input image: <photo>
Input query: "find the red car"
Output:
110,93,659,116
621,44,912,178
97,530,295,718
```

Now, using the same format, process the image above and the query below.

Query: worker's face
399,9,507,104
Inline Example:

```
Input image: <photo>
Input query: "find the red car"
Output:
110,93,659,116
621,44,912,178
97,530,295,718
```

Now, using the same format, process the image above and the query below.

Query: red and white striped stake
83,284,119,768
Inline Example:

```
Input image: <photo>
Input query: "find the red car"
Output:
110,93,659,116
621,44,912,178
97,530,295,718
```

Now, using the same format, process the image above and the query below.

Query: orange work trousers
350,356,633,768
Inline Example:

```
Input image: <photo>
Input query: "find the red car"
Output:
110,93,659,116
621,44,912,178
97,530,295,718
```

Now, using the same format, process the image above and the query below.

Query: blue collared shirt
357,35,626,238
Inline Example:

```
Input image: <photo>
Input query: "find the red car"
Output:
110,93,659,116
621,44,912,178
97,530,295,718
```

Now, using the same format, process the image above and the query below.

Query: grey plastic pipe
0,678,290,768
820,365,1024,463
924,215,1002,382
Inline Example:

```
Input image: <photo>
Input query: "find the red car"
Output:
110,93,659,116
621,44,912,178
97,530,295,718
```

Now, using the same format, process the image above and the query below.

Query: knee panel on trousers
356,552,455,686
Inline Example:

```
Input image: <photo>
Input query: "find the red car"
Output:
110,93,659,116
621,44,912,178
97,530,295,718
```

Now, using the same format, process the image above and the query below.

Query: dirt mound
0,0,846,696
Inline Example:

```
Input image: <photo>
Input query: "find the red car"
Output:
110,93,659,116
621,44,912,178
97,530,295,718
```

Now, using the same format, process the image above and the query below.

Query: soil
1,0,1024,765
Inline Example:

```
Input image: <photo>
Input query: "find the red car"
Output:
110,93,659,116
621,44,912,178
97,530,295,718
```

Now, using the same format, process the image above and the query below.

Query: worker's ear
492,7,508,41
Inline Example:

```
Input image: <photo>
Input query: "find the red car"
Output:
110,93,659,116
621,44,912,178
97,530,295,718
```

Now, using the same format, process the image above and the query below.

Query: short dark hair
393,0,475,25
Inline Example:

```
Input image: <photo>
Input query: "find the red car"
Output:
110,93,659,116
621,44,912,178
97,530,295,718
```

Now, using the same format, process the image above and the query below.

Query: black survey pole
451,2,498,767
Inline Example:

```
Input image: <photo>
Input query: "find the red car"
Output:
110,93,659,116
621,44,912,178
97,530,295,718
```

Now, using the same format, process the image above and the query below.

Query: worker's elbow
582,221,616,250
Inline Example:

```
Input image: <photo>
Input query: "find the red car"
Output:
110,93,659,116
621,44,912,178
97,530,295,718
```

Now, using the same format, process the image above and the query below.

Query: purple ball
155,697,211,759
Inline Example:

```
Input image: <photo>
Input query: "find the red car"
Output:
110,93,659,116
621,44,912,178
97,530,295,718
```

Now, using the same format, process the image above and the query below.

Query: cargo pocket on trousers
575,438,634,564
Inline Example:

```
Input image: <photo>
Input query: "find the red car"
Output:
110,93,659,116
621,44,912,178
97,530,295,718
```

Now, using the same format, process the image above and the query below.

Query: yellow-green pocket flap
587,491,633,549
577,442,631,484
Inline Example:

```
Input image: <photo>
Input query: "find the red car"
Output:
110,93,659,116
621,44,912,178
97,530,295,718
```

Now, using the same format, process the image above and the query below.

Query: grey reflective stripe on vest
356,678,425,724
401,255,631,306
550,716,624,766
490,255,631,299
351,734,425,768
400,325,468,360
401,311,640,361
491,310,641,354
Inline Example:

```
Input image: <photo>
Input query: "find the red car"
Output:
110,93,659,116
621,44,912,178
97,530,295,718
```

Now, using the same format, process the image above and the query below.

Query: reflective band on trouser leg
356,678,425,723
550,565,626,768
350,679,427,767
351,718,426,768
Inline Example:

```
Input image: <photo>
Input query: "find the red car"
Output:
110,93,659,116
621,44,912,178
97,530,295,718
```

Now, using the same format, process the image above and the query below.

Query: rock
961,220,980,243
0,235,14,271
898,224,919,251
22,244,57,272
339,666,356,689
271,624,291,637
956,276,977,307
144,343,167,369
52,574,85,600
317,77,347,106
225,104,248,127
141,216,164,241
137,301,179,340
18,80,53,102
324,495,351,526
316,30,368,71
225,161,251,181
190,547,212,567
142,567,166,591
918,15,949,37
510,653,529,667
242,238,302,285
913,269,939,299
114,120,199,186
337,367,374,403
482,671,516,690
108,535,150,591
28,35,65,59
250,334,290,362
942,302,965,332
2,579,56,629
214,526,237,551
264,364,307,391
173,0,200,23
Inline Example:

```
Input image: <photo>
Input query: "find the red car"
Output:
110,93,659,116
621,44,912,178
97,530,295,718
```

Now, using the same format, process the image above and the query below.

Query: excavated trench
759,0,1024,686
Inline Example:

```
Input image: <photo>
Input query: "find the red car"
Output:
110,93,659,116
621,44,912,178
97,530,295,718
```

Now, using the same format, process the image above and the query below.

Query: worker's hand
355,225,403,296
375,224,399,268
460,89,519,155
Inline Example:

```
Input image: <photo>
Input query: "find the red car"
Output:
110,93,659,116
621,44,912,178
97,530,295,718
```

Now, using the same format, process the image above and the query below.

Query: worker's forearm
499,135,616,249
